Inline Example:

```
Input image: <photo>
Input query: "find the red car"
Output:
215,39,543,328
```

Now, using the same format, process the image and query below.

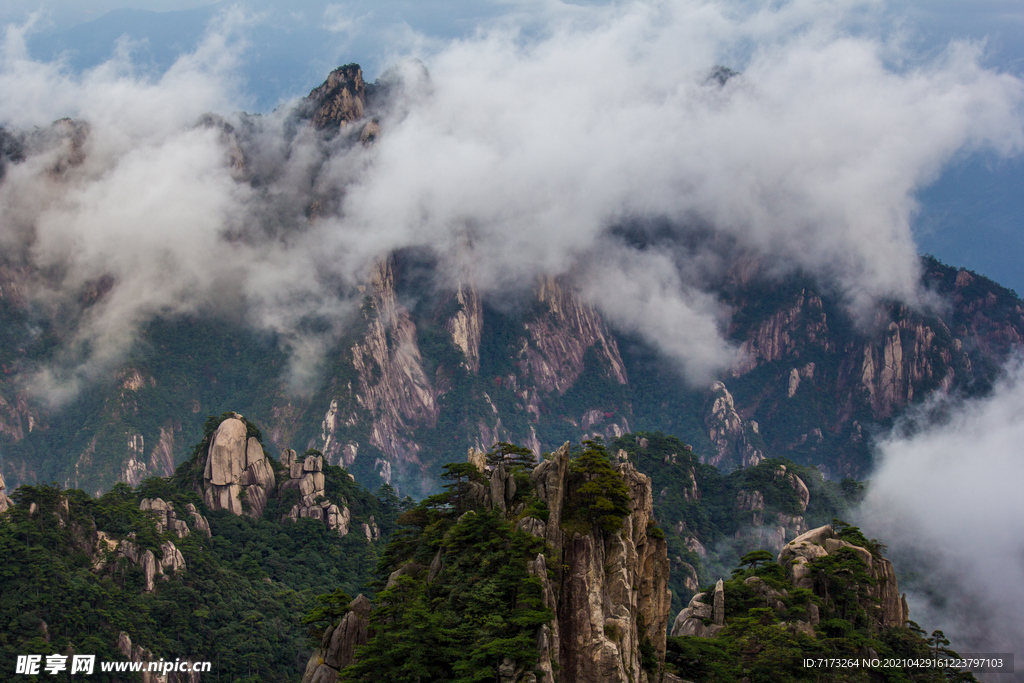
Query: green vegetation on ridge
0,415,402,683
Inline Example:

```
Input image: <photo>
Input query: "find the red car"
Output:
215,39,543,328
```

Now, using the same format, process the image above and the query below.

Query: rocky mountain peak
306,63,366,130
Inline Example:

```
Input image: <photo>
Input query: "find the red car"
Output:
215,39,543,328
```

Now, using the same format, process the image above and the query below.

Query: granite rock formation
306,64,366,130
114,536,186,592
280,449,352,536
301,594,372,683
779,524,908,629
139,497,190,538
705,381,765,468
118,631,202,683
672,522,908,639
0,470,12,513
482,443,670,683
309,442,671,683
201,417,276,518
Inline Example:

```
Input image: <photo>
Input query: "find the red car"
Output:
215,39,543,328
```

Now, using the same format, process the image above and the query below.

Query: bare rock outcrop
670,580,726,638
732,289,832,376
184,503,211,537
729,463,812,552
705,382,764,469
443,282,484,372
301,595,372,683
158,540,186,576
202,418,275,518
306,64,366,130
778,524,908,629
117,631,201,683
115,536,186,592
280,449,351,537
139,497,190,538
318,442,671,683
527,443,670,683
318,259,437,485
672,523,907,643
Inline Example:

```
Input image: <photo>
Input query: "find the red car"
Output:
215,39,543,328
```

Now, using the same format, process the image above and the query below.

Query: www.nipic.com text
15,654,212,675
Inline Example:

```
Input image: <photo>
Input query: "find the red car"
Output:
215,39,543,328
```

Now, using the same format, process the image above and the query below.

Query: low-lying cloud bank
1,0,1023,399
861,360,1024,663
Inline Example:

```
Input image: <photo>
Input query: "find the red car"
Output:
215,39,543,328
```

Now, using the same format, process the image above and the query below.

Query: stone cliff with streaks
303,442,671,683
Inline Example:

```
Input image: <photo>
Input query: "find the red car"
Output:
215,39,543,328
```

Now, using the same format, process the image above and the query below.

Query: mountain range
1,60,1022,681
2,65,1023,504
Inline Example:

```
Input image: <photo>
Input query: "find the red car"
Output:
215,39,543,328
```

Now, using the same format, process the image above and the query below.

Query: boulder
670,589,715,637
159,541,186,576
204,418,248,486
202,418,275,518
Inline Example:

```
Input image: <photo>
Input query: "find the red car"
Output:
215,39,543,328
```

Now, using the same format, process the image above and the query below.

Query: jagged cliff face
304,442,671,683
318,259,438,488
704,381,765,468
671,523,908,640
306,64,367,130
527,444,670,683
3,249,1022,496
523,277,628,397
707,258,1019,474
310,255,631,496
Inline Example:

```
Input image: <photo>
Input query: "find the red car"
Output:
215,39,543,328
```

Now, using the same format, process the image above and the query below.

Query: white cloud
1,0,1023,399
323,4,363,34
860,359,1024,656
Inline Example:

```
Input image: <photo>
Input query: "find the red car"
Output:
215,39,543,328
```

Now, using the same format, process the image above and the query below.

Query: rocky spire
306,64,366,130
201,417,276,518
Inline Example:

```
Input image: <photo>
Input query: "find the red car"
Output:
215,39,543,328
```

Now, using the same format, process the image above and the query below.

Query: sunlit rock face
0,470,12,513
527,443,671,683
202,417,276,518
306,64,367,130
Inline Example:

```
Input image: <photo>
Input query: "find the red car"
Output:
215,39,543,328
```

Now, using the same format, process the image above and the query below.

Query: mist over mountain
2,0,1024,676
